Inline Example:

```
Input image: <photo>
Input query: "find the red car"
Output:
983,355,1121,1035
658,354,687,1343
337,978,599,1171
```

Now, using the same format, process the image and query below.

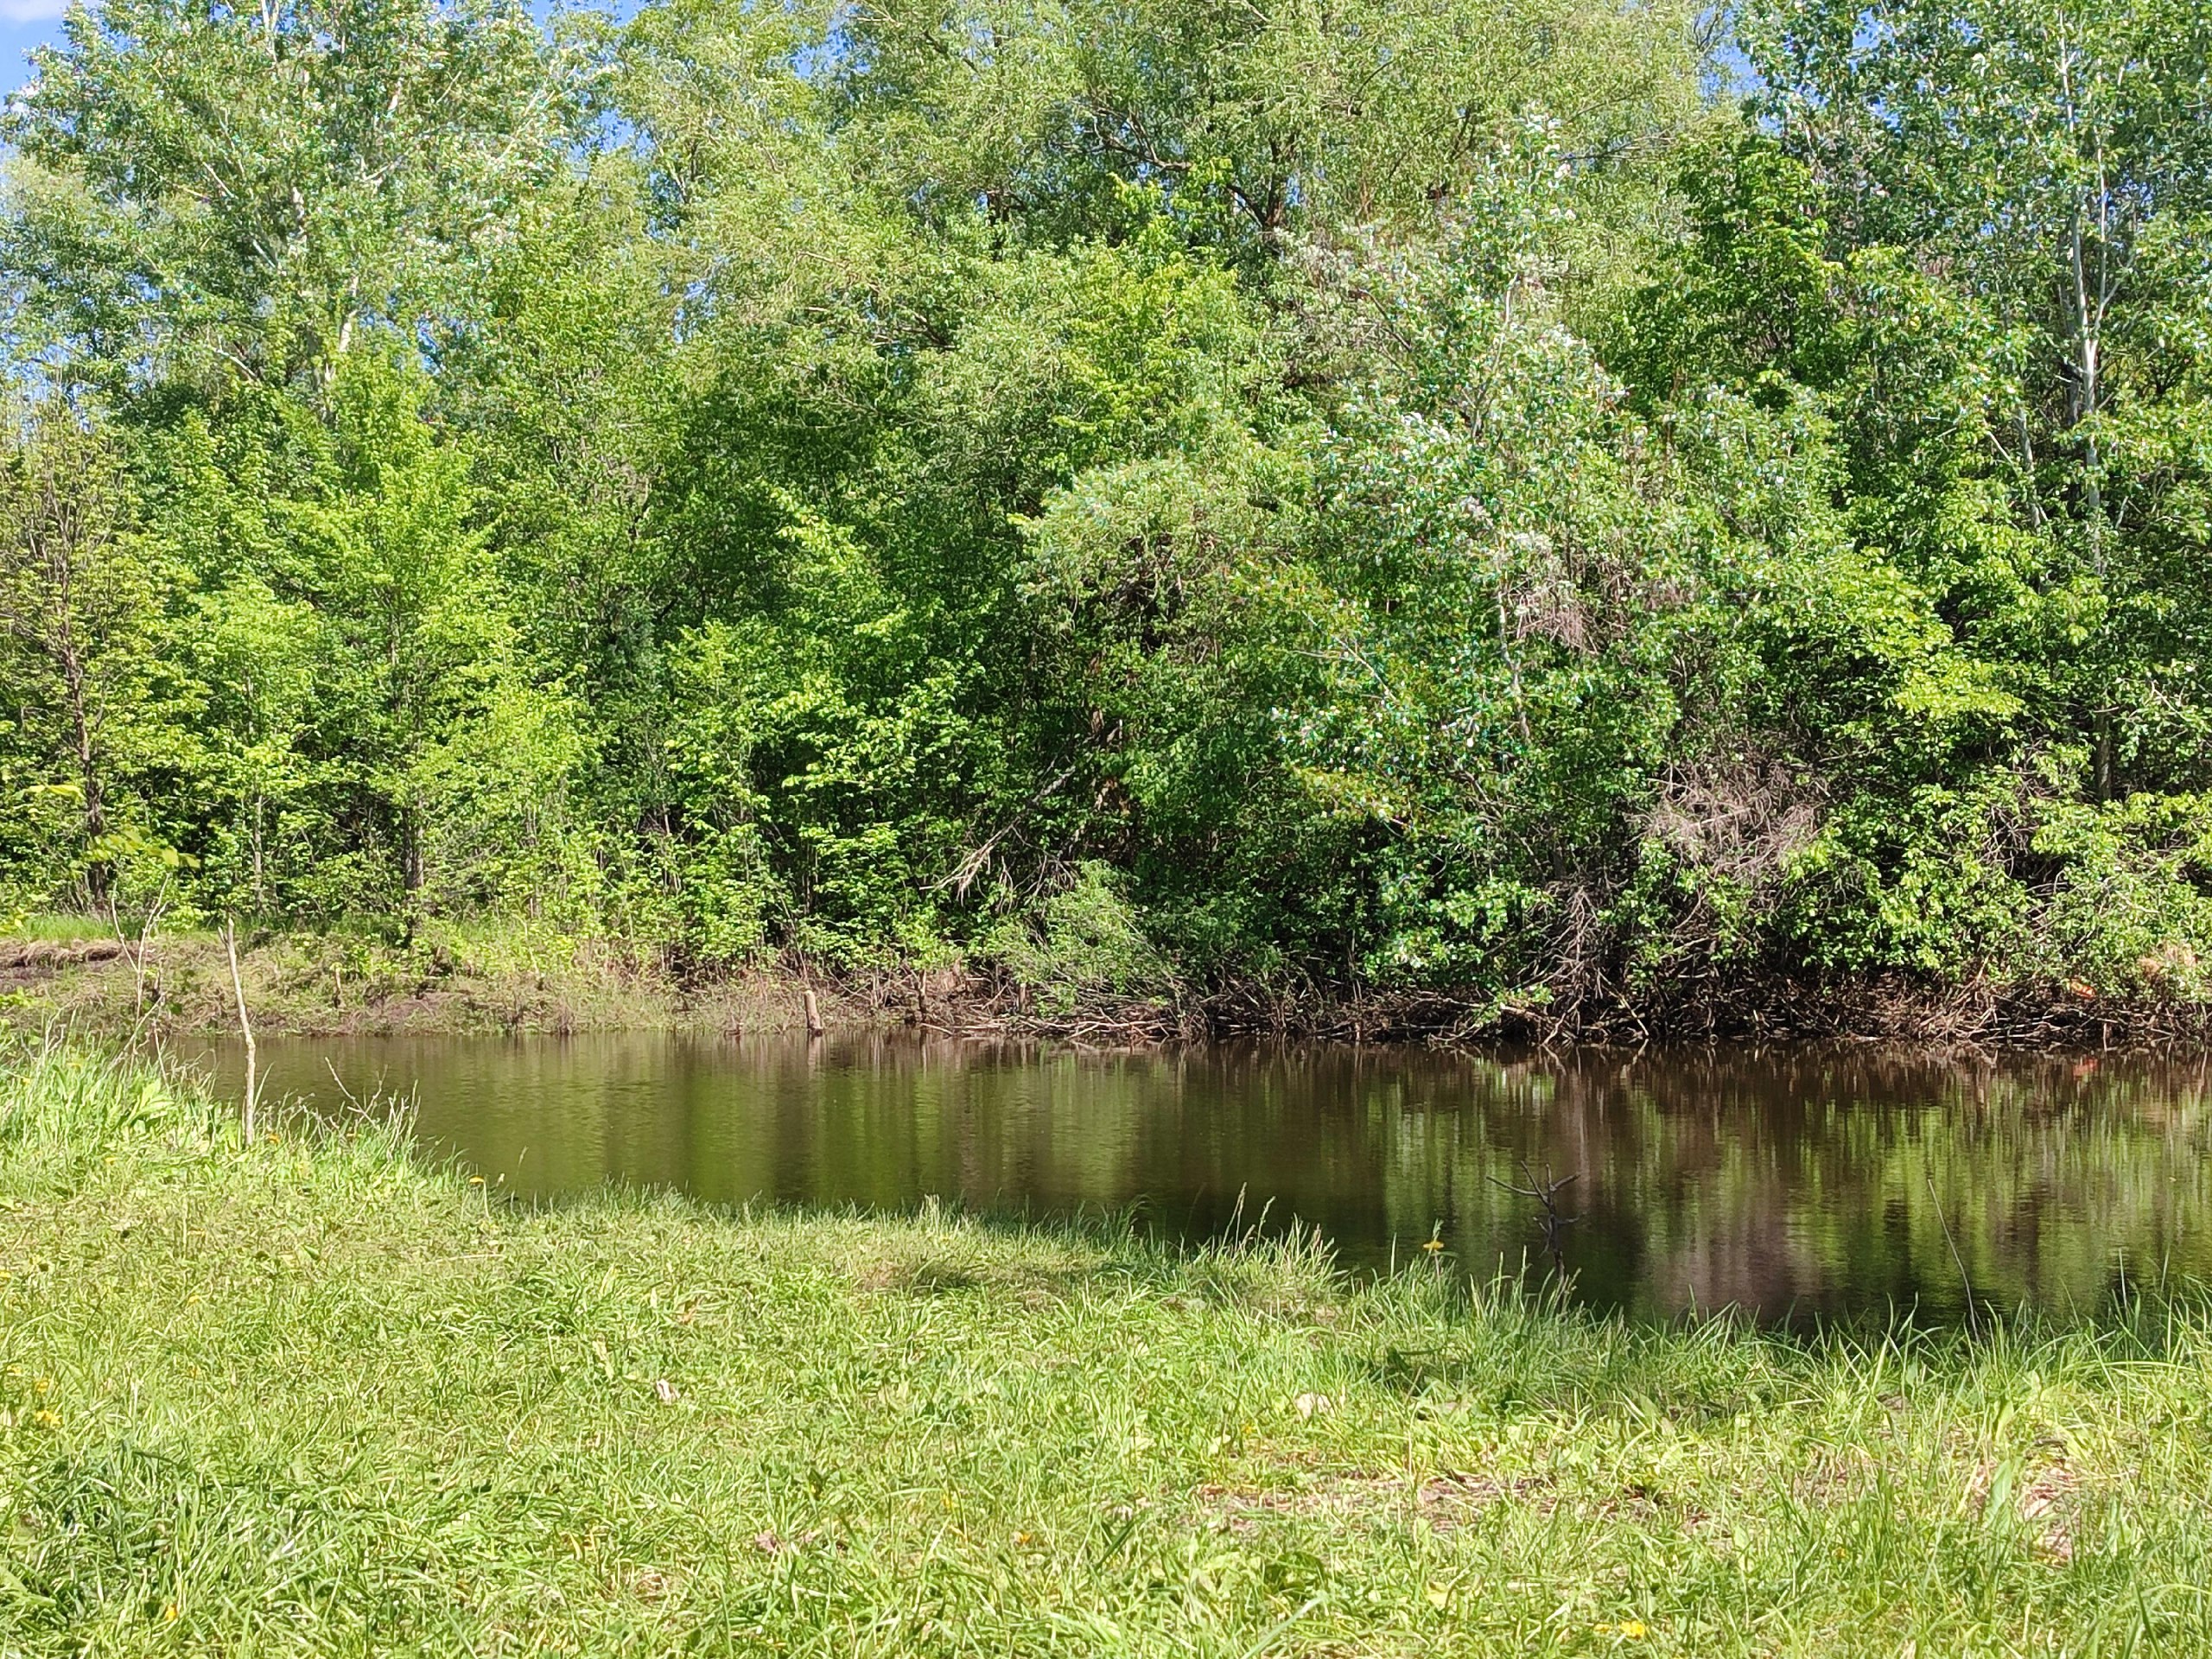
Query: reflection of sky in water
183,1035,2212,1327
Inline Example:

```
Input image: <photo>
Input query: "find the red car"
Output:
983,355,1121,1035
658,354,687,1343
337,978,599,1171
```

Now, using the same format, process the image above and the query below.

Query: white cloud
0,0,69,22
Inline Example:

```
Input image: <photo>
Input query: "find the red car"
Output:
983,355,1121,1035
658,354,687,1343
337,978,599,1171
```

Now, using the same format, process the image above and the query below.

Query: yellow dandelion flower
33,1376,51,1395
1421,1236,1446,1252
32,1409,59,1427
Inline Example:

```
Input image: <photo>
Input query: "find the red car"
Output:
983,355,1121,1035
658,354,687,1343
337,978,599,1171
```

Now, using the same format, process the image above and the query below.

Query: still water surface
191,1033,2212,1325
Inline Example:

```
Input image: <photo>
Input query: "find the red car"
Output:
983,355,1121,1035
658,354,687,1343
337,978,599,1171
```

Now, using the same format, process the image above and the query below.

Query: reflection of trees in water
1432,1048,2212,1319
246,1033,2212,1324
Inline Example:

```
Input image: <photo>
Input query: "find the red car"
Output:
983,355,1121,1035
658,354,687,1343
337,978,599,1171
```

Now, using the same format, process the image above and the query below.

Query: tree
3,0,586,397
1745,0,2212,800
1291,158,1735,1007
0,404,180,907
830,0,1708,253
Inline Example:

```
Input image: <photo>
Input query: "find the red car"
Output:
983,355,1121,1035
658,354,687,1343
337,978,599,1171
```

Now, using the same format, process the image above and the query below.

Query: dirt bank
7,925,2209,1052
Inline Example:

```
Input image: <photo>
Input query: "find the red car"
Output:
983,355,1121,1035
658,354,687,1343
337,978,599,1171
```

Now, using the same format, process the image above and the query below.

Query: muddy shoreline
7,930,2206,1052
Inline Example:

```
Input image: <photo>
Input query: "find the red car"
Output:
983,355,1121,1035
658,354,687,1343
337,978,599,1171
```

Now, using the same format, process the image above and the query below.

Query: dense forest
2,0,2209,1034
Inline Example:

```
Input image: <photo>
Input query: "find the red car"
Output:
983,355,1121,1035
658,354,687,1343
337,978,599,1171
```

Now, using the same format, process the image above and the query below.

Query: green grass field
2,1042,2209,1656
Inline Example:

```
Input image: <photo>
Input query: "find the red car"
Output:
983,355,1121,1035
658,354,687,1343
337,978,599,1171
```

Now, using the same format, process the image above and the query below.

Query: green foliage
3,0,2212,1023
0,406,188,914
984,861,1176,1015
3,0,581,393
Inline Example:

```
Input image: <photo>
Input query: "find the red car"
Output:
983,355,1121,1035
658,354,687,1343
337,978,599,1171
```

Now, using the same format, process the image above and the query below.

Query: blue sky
0,0,64,95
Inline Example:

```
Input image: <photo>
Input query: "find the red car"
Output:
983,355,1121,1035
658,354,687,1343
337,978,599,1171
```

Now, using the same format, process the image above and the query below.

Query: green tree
1745,0,2212,801
283,360,550,918
4,0,585,395
0,405,182,909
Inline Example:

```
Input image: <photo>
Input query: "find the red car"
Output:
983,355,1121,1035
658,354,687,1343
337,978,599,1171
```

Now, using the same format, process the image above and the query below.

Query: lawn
1,1041,2207,1656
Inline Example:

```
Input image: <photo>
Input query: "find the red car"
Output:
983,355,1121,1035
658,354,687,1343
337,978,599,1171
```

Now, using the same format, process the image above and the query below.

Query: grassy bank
0,921,838,1039
3,1046,2210,1654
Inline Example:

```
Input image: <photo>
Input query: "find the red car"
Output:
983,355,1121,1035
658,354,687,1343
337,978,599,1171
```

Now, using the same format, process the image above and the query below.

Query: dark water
188,1033,2212,1325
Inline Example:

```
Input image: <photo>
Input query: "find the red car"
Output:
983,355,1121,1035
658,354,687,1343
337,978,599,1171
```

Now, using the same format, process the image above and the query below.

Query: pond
186,1033,2212,1325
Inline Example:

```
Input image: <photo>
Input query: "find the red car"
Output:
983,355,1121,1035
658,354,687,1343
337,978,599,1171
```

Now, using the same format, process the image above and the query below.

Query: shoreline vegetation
8,0,2212,1053
3,1041,2210,1654
6,919,2210,1049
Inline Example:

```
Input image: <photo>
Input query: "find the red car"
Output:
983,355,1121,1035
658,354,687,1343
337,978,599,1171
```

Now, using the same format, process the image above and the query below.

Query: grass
0,918,817,1039
2,1045,2209,1656
1,912,117,945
